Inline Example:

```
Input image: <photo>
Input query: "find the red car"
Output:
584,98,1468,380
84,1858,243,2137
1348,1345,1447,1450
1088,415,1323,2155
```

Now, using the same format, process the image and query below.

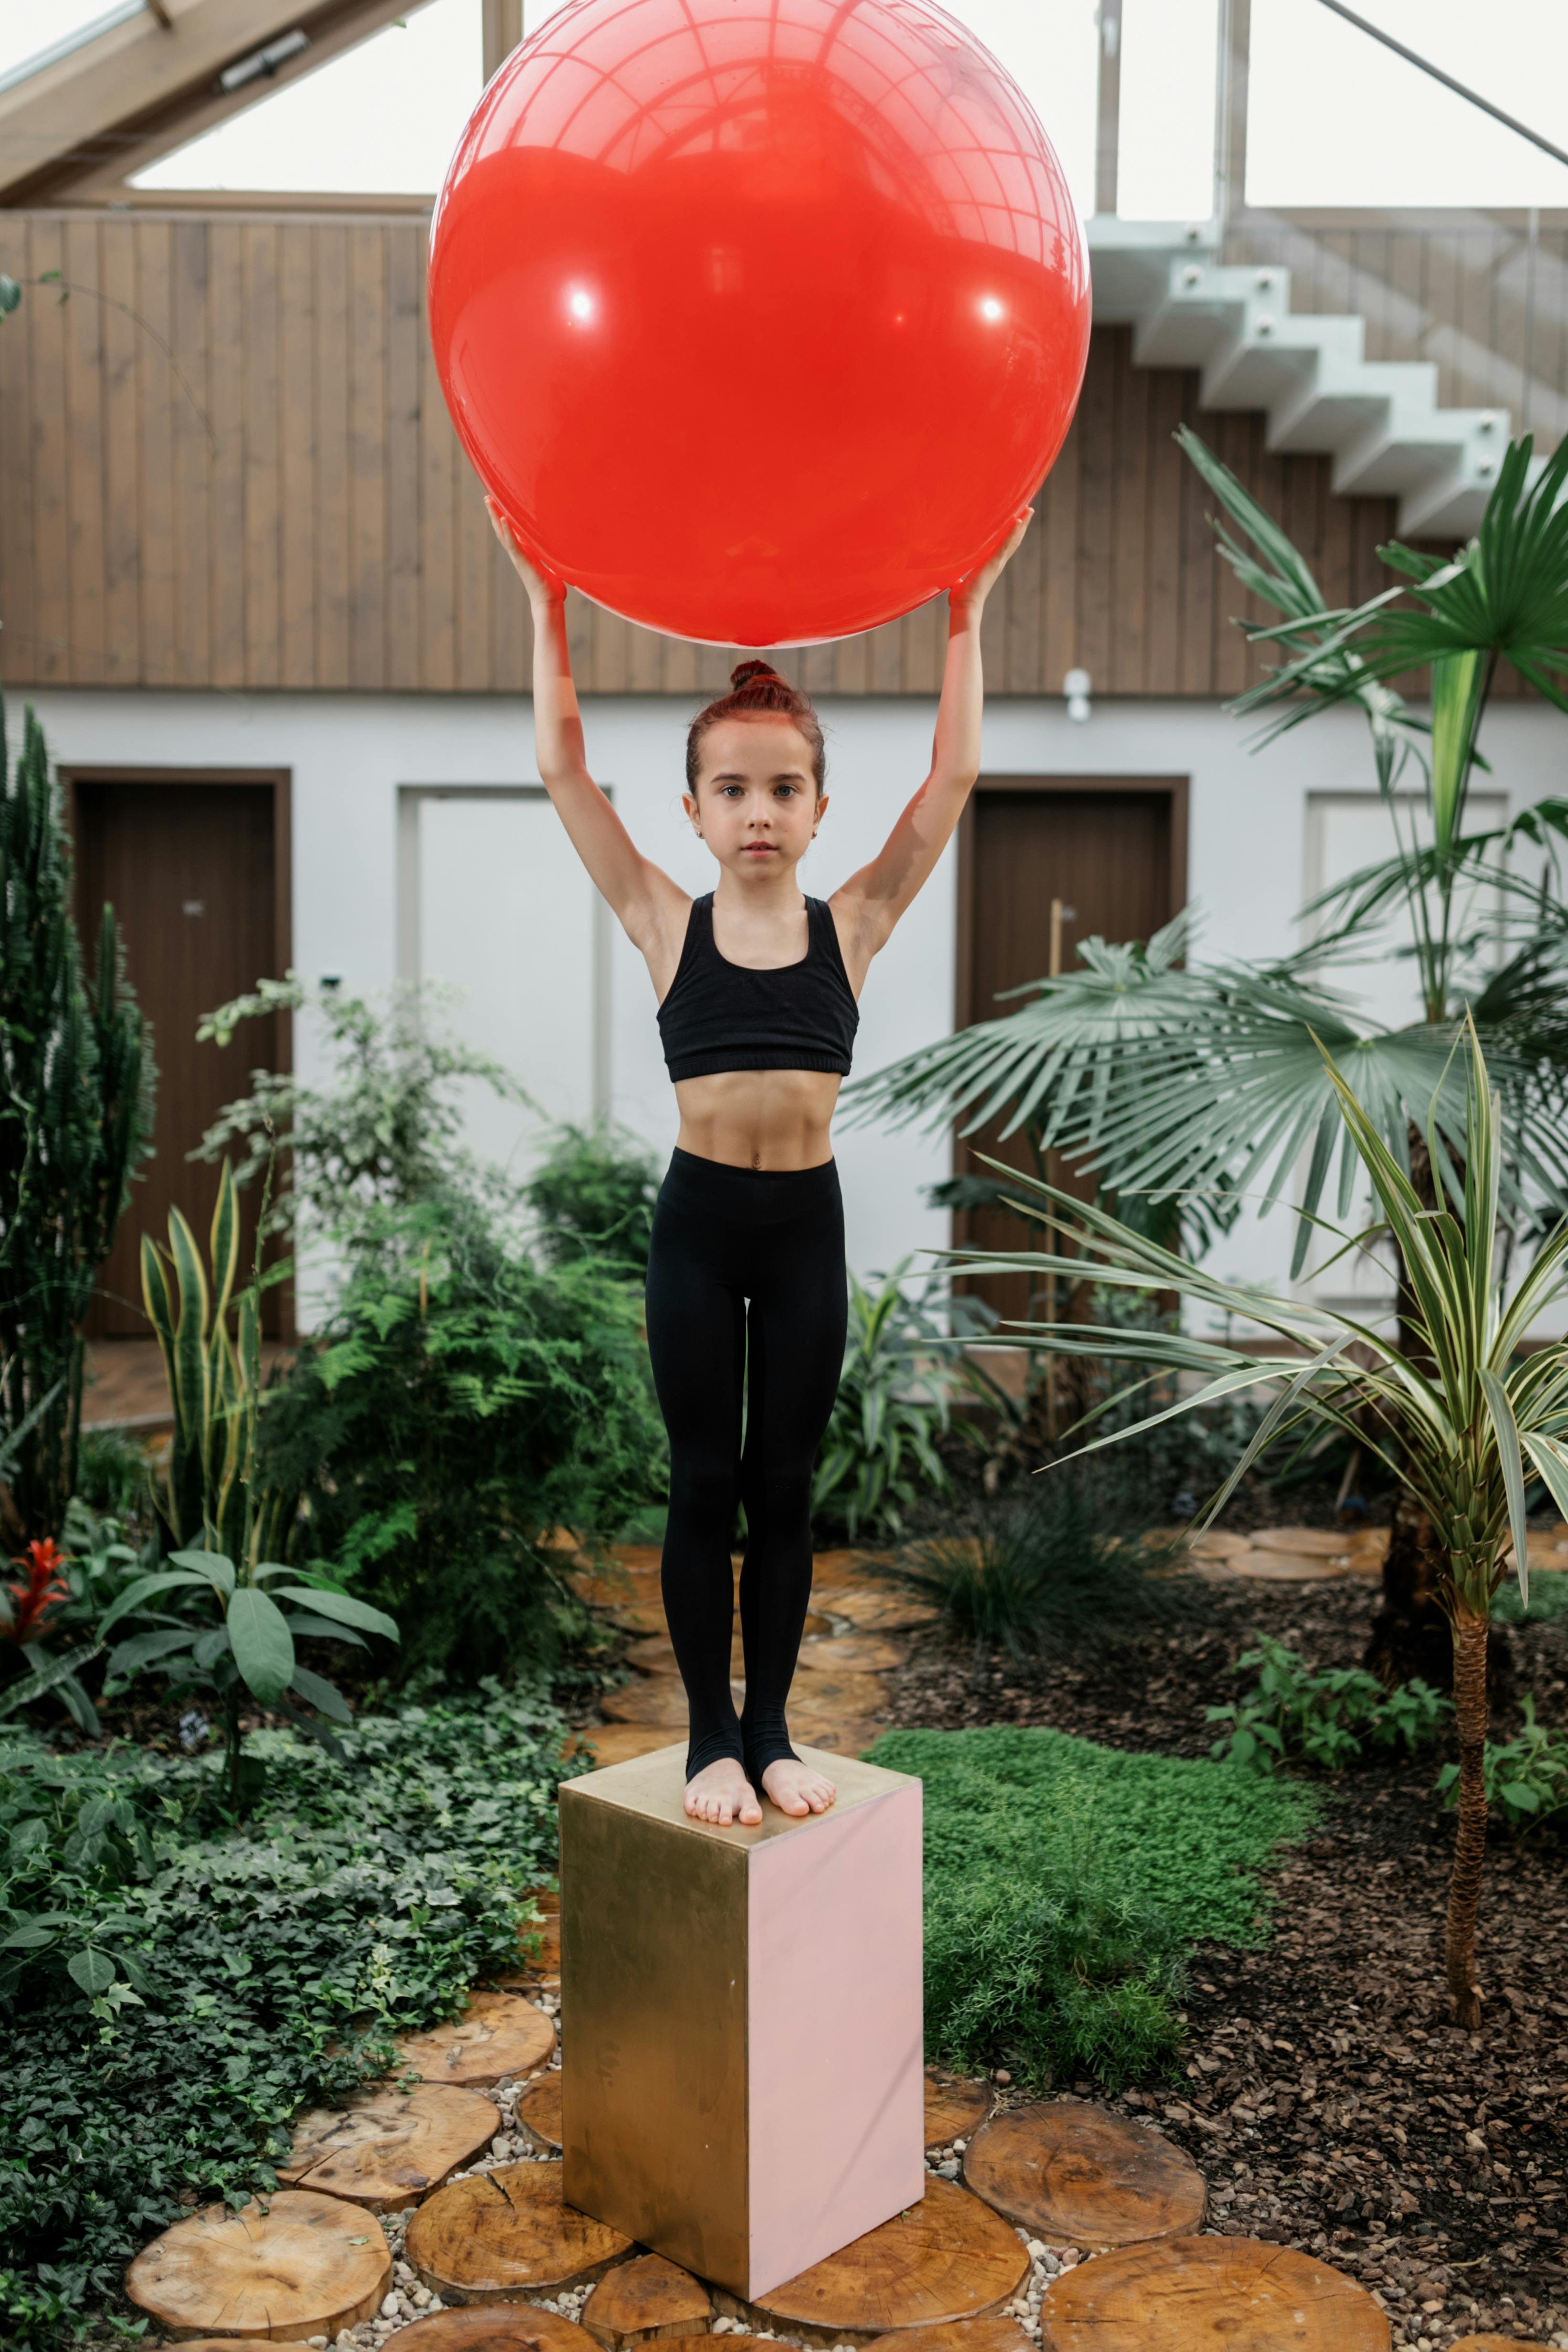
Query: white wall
16,686,1567,1313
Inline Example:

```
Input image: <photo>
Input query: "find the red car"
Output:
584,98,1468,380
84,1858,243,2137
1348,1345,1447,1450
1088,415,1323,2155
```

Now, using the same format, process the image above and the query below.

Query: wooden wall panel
0,209,1561,700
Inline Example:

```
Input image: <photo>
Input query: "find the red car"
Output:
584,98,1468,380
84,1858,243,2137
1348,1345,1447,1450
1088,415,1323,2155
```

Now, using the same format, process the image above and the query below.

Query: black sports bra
657,894,859,1083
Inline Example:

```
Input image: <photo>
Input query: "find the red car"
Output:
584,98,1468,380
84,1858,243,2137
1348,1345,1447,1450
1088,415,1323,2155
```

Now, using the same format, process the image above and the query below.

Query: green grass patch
868,1723,1318,2095
1494,1571,1568,1625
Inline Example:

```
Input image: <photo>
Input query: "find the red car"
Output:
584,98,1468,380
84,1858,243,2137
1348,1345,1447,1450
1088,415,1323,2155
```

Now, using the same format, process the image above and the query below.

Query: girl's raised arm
489,501,687,958
832,508,1031,975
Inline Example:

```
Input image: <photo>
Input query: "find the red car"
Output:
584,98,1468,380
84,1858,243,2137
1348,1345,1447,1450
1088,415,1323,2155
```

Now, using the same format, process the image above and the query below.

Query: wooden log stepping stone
1185,1530,1251,1562
623,1634,686,1674
516,2067,563,2153
745,2176,1028,2343
126,2188,391,2340
176,2342,318,2352
870,2321,1032,2352
1036,2236,1388,2350
576,1726,684,1769
607,1545,665,1575
661,2342,771,2352
608,1602,671,1635
1451,2339,1556,2351
798,1632,908,1674
602,1677,692,1726
407,2162,634,2302
964,2102,1204,2248
279,2082,499,2211
1251,1526,1351,1556
625,1634,750,1679
787,1716,887,1758
783,1667,891,1718
581,2251,712,2346
1234,1552,1348,1583
810,1549,892,1590
395,1990,555,2088
822,1587,939,1633
924,2067,993,2150
393,2307,602,2352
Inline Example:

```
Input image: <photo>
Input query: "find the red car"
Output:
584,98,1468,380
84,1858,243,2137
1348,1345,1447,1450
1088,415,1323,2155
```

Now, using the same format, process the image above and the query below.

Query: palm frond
948,1020,1568,1620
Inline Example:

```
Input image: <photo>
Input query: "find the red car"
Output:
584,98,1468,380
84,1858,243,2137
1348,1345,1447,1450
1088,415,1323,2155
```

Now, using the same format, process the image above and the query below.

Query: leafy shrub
71,1431,153,1528
1437,1696,1568,1833
0,1685,575,2346
885,1468,1201,1658
974,1275,1284,1516
524,1121,659,1277
101,1548,400,1813
812,1263,1000,1543
869,1723,1316,2091
197,975,528,1243
259,1196,666,1682
1207,1635,1450,1772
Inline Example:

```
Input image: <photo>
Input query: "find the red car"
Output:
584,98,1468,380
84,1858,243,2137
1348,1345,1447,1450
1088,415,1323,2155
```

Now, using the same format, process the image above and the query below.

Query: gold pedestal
560,1741,924,2300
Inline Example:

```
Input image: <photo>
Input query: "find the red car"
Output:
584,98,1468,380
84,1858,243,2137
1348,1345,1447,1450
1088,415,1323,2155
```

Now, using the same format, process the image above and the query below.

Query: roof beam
0,0,415,206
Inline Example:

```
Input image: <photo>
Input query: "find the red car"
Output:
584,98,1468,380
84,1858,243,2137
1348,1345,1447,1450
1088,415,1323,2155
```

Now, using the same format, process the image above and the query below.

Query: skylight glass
1248,0,1568,207
132,0,484,196
0,0,142,95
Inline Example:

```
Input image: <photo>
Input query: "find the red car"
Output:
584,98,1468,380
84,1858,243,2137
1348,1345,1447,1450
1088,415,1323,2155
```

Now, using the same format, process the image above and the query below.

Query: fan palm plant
846,430,1568,1251
845,427,1568,1680
957,1020,1563,2029
1225,427,1568,1024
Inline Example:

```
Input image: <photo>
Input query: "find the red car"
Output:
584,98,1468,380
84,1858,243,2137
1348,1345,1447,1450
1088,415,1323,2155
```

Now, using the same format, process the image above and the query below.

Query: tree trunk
1364,1487,1454,1688
1444,1597,1489,2030
1366,1125,1463,1688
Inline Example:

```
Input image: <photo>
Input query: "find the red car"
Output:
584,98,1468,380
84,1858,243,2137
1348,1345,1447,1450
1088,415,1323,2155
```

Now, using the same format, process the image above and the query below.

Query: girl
491,502,1031,1829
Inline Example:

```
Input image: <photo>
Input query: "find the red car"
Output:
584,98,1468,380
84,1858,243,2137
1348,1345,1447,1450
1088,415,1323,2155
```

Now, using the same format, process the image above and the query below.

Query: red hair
685,660,826,797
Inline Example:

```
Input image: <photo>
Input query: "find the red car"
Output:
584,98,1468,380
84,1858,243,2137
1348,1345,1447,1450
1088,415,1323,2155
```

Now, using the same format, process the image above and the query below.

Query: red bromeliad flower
4,1538,70,1644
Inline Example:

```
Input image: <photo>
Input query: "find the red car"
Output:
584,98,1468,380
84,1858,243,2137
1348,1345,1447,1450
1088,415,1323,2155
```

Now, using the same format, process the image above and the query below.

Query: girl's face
684,718,827,879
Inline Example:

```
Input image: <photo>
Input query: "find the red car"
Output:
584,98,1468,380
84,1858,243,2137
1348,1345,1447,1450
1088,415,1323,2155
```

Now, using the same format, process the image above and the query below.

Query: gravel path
884,1576,1568,2349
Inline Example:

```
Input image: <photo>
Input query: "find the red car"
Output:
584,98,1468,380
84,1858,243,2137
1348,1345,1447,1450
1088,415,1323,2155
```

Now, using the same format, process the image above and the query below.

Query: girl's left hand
950,506,1033,617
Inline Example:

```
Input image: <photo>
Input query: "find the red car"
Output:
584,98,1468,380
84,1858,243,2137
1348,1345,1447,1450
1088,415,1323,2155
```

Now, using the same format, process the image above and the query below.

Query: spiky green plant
140,1161,295,1567
956,1020,1568,2030
0,700,153,1536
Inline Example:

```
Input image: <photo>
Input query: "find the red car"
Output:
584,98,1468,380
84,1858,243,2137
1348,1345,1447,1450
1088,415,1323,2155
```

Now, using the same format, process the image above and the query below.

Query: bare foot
760,1757,837,1817
684,1757,761,1827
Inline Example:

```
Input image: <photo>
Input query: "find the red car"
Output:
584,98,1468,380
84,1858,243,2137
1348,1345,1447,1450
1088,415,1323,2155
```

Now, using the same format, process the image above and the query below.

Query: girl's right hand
486,496,565,606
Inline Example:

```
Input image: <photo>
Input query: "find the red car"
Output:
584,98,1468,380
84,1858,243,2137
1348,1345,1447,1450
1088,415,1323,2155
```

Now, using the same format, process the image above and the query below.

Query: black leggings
644,1148,848,1783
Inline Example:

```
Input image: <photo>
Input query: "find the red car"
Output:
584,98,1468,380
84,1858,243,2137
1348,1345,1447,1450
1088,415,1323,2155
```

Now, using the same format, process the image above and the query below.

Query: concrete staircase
1088,217,1523,539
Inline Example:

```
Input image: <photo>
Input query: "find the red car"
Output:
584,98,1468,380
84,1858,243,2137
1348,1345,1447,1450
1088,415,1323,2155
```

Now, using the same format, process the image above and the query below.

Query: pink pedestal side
747,1775,925,2293
559,1743,924,2300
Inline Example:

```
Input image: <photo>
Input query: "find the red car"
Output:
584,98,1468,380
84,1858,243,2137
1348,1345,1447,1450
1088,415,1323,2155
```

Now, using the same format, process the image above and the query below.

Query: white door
400,786,607,1181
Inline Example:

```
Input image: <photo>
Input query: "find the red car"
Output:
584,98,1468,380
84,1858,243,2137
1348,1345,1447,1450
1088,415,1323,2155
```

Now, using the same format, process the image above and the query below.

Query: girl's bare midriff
674,1067,842,1171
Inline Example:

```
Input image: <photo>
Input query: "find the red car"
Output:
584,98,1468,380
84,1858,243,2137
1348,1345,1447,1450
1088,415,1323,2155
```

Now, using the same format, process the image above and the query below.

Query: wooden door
954,778,1187,1333
70,773,290,1339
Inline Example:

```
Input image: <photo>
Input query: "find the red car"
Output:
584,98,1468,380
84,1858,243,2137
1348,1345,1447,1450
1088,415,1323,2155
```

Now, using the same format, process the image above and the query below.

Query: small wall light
1063,666,1093,723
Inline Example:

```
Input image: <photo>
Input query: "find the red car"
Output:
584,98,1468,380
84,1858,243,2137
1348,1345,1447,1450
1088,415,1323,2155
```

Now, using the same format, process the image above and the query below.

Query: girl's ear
682,789,703,837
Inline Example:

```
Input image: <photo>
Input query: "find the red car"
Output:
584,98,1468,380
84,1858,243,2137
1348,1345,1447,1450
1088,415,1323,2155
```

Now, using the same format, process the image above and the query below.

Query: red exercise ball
429,0,1089,647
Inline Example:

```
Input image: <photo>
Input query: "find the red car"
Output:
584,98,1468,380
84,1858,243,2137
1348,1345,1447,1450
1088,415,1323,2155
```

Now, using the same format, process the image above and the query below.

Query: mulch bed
885,1578,1568,2350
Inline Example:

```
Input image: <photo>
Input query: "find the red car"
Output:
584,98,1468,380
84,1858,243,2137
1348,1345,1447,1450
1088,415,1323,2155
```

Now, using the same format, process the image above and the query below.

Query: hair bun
729,658,780,690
